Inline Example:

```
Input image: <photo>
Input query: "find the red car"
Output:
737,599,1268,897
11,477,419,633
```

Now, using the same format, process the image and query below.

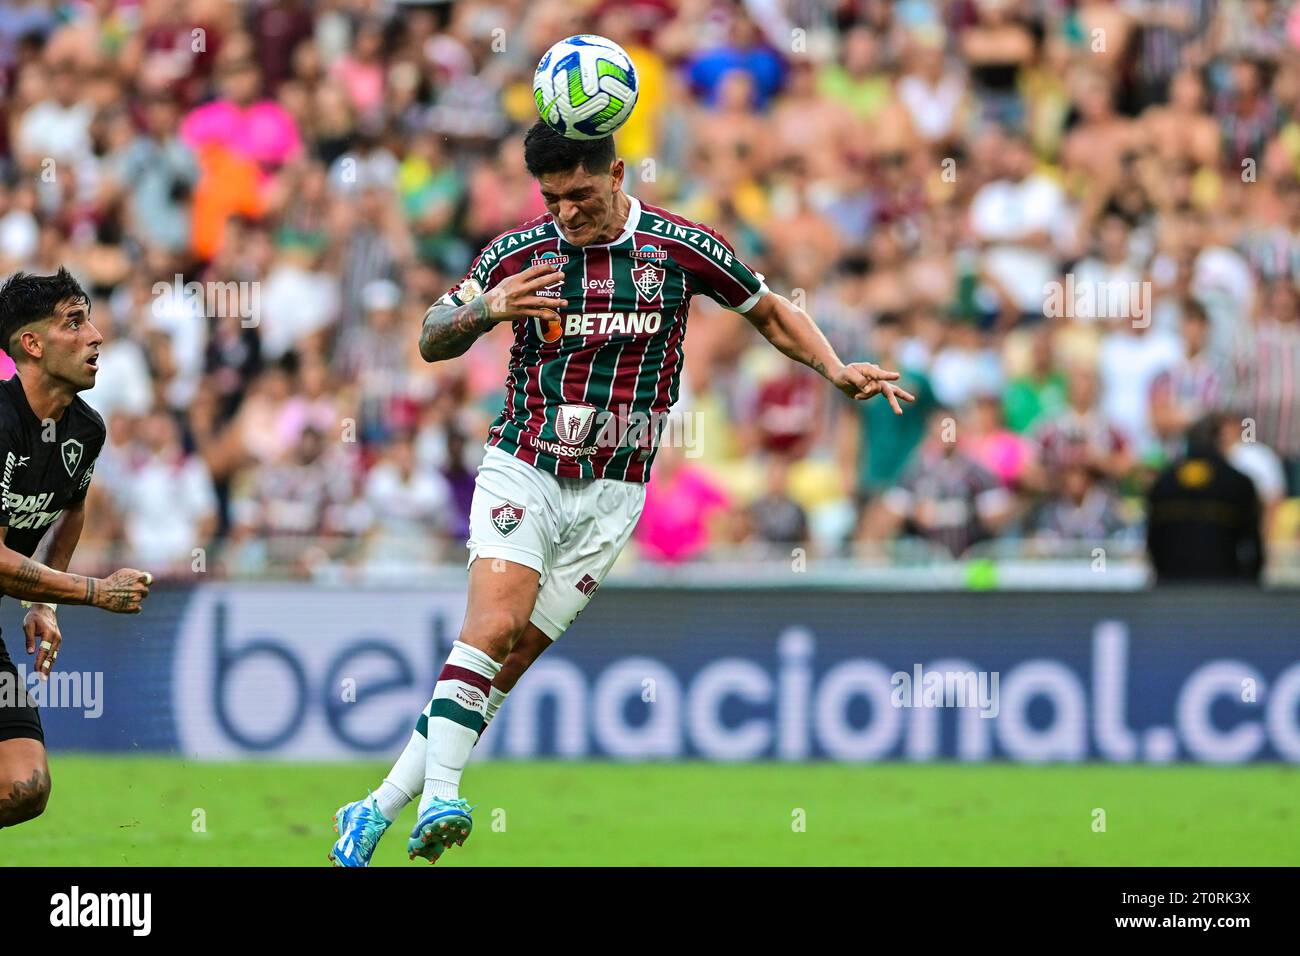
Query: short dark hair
523,121,615,178
1187,412,1225,458
0,267,89,362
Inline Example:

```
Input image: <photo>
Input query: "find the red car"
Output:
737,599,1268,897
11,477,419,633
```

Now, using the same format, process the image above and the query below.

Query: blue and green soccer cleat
329,794,392,867
407,798,473,864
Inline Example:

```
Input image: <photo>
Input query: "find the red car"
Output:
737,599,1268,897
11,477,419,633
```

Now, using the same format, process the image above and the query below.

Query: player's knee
0,771,50,827
461,608,531,656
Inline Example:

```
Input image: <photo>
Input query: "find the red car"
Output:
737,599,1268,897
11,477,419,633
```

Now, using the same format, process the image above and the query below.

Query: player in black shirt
0,269,152,831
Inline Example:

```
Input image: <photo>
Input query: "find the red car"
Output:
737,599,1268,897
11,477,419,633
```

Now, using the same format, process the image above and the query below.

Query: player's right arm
0,428,150,613
0,530,151,613
418,263,566,363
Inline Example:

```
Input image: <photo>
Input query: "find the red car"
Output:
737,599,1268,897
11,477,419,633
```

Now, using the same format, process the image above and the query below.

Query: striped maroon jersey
438,196,768,481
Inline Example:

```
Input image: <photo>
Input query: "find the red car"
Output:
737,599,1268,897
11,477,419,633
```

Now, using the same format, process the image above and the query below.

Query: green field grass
3,757,1296,866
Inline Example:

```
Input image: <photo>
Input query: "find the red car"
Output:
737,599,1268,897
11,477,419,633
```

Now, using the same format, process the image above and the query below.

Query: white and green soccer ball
532,34,638,141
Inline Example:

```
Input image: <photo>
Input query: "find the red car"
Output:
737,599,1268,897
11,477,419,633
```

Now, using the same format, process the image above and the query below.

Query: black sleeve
69,413,106,506
0,413,18,530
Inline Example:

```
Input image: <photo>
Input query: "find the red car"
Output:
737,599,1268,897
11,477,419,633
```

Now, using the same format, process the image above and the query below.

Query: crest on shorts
555,403,598,445
490,501,525,537
575,573,600,597
631,246,665,301
60,438,83,478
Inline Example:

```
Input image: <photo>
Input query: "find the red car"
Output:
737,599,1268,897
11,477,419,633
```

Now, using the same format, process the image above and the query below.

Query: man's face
25,296,102,391
538,160,624,246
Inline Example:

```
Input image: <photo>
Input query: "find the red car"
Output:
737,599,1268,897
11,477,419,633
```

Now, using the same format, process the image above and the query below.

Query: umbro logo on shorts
490,501,525,536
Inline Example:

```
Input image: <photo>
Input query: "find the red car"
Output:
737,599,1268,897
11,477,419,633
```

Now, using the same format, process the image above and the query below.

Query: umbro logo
454,687,485,708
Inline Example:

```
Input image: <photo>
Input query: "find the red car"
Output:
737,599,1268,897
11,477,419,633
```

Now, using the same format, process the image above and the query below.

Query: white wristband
20,600,57,613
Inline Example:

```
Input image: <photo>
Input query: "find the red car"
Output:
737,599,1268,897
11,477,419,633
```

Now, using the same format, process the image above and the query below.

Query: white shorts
466,445,646,640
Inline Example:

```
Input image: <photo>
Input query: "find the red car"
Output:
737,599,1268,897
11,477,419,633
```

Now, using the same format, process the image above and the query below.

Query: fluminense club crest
631,244,667,302
555,403,598,445
632,263,664,301
490,501,525,536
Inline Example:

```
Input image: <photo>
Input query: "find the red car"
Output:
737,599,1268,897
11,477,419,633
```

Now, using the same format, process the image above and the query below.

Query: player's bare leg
405,556,540,863
0,739,50,830
492,622,552,695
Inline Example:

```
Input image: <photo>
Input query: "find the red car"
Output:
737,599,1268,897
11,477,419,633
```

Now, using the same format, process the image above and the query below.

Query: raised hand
485,263,568,322
89,568,153,614
831,362,917,414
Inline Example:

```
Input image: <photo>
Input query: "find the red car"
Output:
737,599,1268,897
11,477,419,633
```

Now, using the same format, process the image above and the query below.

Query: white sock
419,641,501,813
373,780,409,823
481,686,509,736
373,699,433,822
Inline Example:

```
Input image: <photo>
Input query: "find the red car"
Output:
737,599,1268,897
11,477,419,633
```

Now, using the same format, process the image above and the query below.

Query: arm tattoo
14,558,42,592
809,358,828,378
419,297,493,362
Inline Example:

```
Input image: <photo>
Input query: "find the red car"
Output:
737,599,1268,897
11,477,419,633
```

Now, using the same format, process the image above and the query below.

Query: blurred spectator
960,0,1035,129
686,12,786,110
1147,414,1263,582
361,430,452,564
838,314,939,508
258,239,340,361
745,455,808,549
230,423,363,571
1219,412,1287,533
637,444,733,563
1034,366,1134,485
968,132,1069,321
115,408,218,570
869,408,1016,557
1003,326,1067,434
1150,300,1223,457
1228,277,1300,492
1027,461,1134,546
14,58,93,170
110,91,199,256
1097,309,1183,461
959,391,1033,488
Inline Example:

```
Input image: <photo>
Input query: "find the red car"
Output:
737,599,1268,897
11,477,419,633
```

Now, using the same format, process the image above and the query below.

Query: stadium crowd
1,0,1298,577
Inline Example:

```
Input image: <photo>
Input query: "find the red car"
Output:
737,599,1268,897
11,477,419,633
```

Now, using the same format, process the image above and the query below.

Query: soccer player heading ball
328,120,913,866
0,269,152,831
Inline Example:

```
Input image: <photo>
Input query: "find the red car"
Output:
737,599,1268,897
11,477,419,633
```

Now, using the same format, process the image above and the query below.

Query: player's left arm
743,291,916,414
22,498,84,678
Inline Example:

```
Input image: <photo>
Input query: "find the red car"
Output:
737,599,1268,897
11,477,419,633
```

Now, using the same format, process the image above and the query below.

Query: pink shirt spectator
636,463,729,563
180,99,302,177
0,352,16,381
963,431,1032,487
331,57,385,117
